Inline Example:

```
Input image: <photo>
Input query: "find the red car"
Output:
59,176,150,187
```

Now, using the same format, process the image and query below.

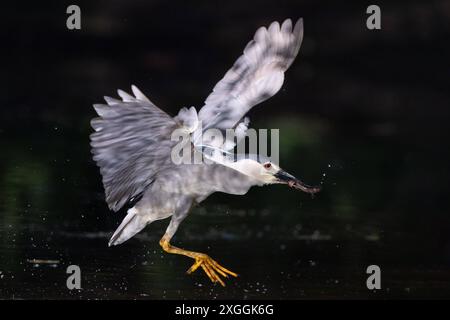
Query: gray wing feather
150,162,261,204
90,86,179,212
198,18,304,131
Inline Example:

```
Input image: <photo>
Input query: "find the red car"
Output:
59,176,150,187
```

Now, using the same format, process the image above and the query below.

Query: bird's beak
274,170,321,194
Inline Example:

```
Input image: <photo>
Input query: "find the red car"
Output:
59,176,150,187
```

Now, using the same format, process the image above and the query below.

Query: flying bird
90,18,320,286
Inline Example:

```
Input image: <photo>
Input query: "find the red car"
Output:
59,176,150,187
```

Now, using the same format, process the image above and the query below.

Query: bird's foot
186,253,238,287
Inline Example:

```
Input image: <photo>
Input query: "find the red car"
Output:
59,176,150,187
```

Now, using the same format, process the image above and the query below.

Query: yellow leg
159,234,238,287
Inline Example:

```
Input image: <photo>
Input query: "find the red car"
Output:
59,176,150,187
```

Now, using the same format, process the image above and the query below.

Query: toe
211,259,238,278
203,262,225,286
200,264,215,283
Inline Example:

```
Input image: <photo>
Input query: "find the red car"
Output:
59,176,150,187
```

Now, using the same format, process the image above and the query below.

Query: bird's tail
108,208,149,246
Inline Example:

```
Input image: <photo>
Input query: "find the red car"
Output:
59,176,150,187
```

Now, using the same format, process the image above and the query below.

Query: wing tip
117,88,134,101
131,84,151,103
293,18,304,55
268,20,281,34
104,96,121,106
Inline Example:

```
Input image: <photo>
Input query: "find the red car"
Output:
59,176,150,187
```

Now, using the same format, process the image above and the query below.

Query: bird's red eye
264,163,272,169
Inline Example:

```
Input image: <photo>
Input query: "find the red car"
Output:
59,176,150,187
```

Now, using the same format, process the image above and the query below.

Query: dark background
1,0,449,299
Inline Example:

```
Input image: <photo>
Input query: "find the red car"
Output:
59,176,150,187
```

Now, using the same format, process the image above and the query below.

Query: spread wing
90,85,179,212
198,18,304,132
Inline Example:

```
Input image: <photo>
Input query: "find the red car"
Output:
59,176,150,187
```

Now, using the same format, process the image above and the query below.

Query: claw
186,254,238,286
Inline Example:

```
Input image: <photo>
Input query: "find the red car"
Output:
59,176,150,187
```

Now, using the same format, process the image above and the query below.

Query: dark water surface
1,0,450,299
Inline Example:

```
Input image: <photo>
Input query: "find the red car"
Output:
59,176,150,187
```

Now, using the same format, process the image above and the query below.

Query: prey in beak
274,170,321,194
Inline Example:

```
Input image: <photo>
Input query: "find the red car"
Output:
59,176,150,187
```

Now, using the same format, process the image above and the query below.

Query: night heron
90,18,320,286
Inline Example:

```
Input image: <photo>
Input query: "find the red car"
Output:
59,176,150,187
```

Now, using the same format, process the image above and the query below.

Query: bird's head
229,155,321,194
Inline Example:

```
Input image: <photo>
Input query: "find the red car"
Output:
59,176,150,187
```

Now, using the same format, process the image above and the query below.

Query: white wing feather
198,18,304,132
